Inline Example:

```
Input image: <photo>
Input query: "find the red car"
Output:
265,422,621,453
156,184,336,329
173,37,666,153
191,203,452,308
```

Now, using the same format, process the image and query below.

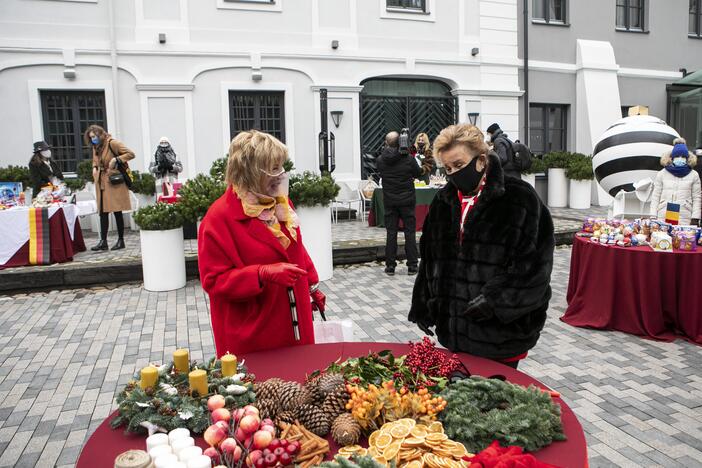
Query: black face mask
447,157,484,194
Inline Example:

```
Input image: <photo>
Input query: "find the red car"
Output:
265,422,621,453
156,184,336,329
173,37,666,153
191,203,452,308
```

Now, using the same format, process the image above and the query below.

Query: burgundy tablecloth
0,208,86,269
563,236,702,345
77,342,587,468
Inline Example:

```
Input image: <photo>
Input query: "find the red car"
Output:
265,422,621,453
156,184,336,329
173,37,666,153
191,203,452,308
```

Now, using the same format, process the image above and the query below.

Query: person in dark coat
486,123,520,179
28,141,64,194
376,131,422,276
409,124,554,369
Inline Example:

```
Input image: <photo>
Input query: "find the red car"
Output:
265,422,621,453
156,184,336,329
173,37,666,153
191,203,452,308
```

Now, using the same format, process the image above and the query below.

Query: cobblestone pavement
3,243,700,466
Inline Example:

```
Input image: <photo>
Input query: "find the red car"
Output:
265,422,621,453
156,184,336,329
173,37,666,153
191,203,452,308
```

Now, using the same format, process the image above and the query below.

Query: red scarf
457,177,487,242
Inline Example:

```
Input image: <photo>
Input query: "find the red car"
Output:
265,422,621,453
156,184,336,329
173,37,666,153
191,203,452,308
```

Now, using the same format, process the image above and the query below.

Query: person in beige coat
650,138,701,226
84,125,135,251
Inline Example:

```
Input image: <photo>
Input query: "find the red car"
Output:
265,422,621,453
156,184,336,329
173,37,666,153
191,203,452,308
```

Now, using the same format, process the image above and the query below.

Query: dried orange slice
375,433,393,449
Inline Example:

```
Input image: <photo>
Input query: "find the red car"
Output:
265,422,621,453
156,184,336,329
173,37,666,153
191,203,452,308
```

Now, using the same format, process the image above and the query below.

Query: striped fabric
665,203,681,225
28,207,50,265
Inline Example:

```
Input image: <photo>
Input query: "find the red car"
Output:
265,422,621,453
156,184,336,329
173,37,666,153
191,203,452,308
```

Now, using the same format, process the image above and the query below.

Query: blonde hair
661,137,697,168
226,130,288,192
433,124,489,163
414,133,430,148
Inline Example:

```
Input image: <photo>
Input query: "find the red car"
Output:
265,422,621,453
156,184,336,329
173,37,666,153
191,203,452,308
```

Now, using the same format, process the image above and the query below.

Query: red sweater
198,189,318,356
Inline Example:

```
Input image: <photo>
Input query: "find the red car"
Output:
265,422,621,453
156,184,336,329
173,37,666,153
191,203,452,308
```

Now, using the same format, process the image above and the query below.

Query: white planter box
296,205,333,282
569,179,592,210
521,173,536,188
547,168,568,208
140,227,186,291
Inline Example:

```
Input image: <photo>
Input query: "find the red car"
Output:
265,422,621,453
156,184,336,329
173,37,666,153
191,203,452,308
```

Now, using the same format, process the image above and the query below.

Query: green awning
674,69,702,86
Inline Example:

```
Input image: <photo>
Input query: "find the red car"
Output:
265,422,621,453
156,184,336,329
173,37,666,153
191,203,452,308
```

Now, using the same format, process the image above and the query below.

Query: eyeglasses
261,168,285,177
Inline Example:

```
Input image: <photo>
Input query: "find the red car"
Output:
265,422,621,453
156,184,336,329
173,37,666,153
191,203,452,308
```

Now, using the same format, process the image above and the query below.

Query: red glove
258,263,306,287
311,289,326,313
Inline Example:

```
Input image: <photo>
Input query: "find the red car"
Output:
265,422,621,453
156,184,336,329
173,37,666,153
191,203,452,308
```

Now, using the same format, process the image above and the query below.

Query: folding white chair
332,181,362,223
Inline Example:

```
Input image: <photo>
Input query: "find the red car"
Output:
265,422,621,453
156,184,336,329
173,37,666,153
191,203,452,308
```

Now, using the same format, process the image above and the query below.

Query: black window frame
386,0,427,13
616,0,647,32
691,0,702,38
229,91,286,143
40,90,107,174
529,103,568,155
532,0,568,25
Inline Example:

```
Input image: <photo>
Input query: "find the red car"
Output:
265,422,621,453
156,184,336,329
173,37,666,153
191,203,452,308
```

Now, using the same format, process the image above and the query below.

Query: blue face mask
91,136,100,145
673,157,687,167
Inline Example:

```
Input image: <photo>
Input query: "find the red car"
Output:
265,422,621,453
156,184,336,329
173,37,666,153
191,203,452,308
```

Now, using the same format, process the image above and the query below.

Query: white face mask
264,171,289,197
41,150,51,159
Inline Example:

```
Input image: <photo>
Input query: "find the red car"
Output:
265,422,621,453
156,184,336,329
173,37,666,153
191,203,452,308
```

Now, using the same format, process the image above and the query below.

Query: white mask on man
41,150,51,159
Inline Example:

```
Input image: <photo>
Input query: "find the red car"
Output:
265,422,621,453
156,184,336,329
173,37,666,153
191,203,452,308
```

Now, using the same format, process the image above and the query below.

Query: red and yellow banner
29,207,50,265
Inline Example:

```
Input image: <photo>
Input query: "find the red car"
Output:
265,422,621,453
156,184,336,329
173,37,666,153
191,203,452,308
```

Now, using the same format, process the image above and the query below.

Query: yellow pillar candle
140,366,158,390
220,353,237,377
173,349,189,373
189,369,208,396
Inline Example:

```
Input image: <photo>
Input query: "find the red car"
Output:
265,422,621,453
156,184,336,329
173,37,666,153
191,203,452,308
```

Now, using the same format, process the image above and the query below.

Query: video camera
399,128,411,155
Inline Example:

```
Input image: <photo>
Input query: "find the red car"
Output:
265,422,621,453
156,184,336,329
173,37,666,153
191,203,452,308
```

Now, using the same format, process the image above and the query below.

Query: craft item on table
463,440,561,468
651,231,673,252
146,433,170,451
0,182,23,207
189,369,208,397
650,220,672,235
140,365,159,390
173,349,189,373
220,353,237,377
665,202,681,225
278,422,328,468
28,206,50,265
114,450,152,468
582,218,595,233
674,230,697,251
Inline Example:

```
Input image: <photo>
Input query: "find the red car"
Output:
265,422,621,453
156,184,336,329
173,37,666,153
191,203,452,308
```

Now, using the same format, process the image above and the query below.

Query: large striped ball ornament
593,115,679,196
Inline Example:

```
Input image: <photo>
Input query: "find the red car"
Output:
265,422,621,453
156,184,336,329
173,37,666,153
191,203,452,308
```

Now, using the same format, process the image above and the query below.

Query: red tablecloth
77,342,587,468
563,236,702,344
0,208,85,269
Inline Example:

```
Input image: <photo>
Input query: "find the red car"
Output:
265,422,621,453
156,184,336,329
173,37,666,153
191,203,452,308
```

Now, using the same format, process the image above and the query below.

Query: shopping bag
313,319,354,343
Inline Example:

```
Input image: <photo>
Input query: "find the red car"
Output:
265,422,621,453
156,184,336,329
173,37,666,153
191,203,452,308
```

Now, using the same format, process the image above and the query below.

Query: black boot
111,238,125,250
91,239,108,251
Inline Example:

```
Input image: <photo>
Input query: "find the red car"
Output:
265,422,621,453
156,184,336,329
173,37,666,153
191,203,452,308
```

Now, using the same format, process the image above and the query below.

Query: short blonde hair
661,137,698,168
433,124,489,163
226,130,288,192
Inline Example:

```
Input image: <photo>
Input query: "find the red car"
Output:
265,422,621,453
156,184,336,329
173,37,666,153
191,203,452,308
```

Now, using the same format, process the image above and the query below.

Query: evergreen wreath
110,357,256,435
319,455,386,468
439,377,566,453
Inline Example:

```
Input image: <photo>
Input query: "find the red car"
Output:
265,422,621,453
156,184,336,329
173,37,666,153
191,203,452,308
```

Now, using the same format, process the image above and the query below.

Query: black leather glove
464,295,493,322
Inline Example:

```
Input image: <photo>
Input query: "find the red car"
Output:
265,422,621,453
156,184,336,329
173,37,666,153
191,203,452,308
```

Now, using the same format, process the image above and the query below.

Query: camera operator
376,129,422,276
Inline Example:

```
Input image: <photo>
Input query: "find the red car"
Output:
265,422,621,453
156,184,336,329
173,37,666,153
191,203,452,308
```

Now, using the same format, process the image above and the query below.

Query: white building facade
0,0,522,184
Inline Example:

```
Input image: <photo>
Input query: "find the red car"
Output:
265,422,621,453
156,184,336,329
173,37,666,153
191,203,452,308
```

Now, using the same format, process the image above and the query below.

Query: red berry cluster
258,439,300,467
405,337,461,378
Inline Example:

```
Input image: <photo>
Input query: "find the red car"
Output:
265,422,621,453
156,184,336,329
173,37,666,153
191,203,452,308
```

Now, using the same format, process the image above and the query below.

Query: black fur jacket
408,153,555,359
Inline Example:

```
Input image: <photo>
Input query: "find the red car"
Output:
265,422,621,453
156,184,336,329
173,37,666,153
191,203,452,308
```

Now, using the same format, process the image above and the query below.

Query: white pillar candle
148,444,173,460
168,428,191,444
171,437,195,457
146,433,170,452
162,463,186,468
154,453,180,468
187,455,213,468
178,446,203,464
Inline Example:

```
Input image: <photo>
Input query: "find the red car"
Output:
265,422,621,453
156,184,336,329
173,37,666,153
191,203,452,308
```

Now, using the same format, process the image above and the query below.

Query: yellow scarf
234,186,298,249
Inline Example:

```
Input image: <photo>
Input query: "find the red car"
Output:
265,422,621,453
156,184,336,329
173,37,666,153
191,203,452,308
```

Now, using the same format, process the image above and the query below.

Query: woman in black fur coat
408,124,554,369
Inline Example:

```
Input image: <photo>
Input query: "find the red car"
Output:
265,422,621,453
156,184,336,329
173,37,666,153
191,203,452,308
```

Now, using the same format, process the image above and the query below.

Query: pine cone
317,373,345,398
296,404,330,437
331,413,361,447
304,375,326,406
321,387,349,421
277,381,313,412
255,378,284,404
275,410,296,426
256,398,280,421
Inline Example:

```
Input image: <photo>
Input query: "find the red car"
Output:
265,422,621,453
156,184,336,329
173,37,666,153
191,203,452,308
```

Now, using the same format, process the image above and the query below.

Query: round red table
77,342,588,467
563,236,702,344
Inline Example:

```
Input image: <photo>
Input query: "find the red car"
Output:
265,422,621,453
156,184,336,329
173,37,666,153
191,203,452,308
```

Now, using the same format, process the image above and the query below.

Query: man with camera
376,129,422,276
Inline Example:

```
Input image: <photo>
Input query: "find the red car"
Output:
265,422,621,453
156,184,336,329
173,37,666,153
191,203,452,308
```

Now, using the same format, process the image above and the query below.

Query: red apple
279,439,288,448
244,437,252,448
285,443,299,456
274,447,285,458
204,424,228,447
221,437,238,454
261,418,274,427
263,449,272,457
233,408,246,423
268,439,281,451
231,446,243,463
244,405,260,417
247,450,263,467
261,424,276,436
279,452,292,466
235,427,247,442
215,420,230,432
204,447,221,463
253,430,273,450
264,454,278,467
239,415,260,434
254,459,266,468
212,408,231,424
207,394,226,412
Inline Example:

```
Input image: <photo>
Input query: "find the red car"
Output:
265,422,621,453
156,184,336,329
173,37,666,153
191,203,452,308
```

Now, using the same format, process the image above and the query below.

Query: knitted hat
486,123,500,134
33,141,50,152
671,143,689,159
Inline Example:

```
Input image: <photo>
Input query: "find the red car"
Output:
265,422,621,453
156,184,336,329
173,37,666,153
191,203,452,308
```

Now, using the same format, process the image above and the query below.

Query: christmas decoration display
331,413,361,447
581,217,702,251
462,440,561,468
439,377,566,453
111,352,255,435
318,455,386,468
346,381,447,433
278,422,330,468
113,450,152,468
404,337,462,379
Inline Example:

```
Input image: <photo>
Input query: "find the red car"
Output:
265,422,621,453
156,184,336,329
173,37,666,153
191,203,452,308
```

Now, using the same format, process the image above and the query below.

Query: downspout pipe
523,0,529,143
107,0,120,137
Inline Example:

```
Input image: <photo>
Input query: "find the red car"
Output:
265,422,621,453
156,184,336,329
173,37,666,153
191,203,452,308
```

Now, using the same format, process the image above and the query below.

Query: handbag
108,140,133,188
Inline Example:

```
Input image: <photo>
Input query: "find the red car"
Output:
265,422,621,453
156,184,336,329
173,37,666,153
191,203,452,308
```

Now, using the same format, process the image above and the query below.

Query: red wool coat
198,188,318,357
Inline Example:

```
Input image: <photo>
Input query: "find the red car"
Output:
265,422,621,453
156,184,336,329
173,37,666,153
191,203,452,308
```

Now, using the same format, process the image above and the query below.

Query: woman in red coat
198,130,325,356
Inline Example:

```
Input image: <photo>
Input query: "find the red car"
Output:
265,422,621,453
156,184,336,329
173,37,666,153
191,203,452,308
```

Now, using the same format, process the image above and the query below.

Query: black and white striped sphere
593,115,679,196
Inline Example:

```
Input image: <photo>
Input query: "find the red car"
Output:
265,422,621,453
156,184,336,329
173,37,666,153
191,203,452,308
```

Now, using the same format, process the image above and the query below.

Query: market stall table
368,187,440,231
0,204,85,269
77,342,587,467
563,236,702,344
